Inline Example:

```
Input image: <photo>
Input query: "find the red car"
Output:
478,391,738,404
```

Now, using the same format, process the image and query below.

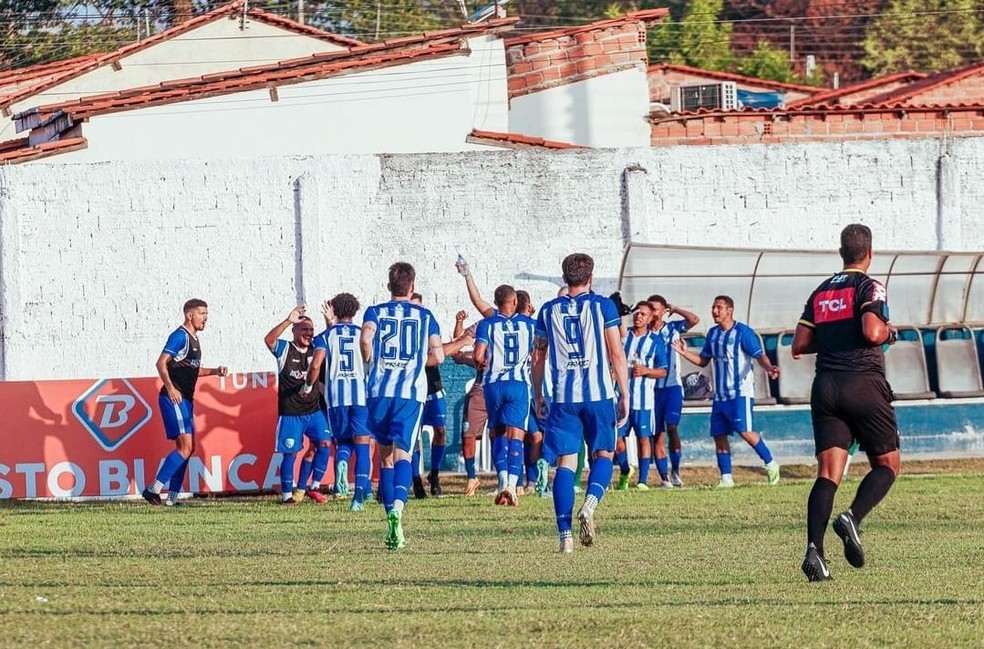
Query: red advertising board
0,372,284,499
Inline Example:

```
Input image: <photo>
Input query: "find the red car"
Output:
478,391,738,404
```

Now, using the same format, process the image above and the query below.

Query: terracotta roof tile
0,136,86,164
785,70,928,109
649,62,819,94
504,9,668,48
0,0,367,108
468,129,585,149
862,60,984,105
656,101,984,123
0,55,99,86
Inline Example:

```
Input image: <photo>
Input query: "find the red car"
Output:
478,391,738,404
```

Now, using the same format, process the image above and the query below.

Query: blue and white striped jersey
363,300,440,402
535,292,620,404
313,323,367,408
475,313,536,386
623,329,667,411
699,322,764,401
652,319,689,389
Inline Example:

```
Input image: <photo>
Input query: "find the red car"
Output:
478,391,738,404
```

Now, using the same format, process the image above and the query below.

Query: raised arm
669,303,700,331
263,305,305,351
452,310,467,339
456,258,495,318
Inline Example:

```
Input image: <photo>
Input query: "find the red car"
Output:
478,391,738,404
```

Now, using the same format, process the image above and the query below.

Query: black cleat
802,543,833,582
412,476,428,499
428,472,443,497
141,489,162,506
833,511,865,568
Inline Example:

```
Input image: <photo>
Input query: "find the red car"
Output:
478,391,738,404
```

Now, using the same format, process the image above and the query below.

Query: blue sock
507,438,524,482
670,449,682,473
312,445,331,485
524,440,538,483
393,459,412,509
638,456,651,485
168,459,188,494
297,458,313,490
335,442,352,469
154,450,186,485
280,452,297,495
552,467,576,534
586,456,613,504
753,438,774,464
379,467,395,513
430,443,445,475
615,449,629,474
716,451,733,477
411,446,422,478
465,457,476,479
354,442,370,503
655,456,669,480
493,435,508,475
542,444,556,465
526,461,538,484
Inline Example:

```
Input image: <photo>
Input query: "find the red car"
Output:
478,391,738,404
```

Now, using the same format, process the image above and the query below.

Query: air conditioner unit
670,81,738,112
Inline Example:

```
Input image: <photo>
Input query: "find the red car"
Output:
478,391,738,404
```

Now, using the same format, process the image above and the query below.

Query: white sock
282,491,293,502
507,474,519,489
167,491,180,505
310,481,320,490
393,500,405,514
150,480,165,494
498,470,508,489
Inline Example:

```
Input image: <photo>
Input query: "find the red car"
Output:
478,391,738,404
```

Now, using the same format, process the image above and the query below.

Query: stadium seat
775,330,815,405
934,326,984,398
753,331,777,405
680,334,713,407
885,327,936,400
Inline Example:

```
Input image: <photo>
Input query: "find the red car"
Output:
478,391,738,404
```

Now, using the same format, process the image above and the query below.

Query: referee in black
792,224,901,582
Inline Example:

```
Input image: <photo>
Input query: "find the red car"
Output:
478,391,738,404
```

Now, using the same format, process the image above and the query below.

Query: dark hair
183,298,207,313
562,253,594,287
839,223,872,265
647,294,667,308
633,300,653,312
410,292,423,303
331,293,360,319
292,315,313,330
516,290,532,314
388,262,415,296
713,295,734,309
493,284,516,307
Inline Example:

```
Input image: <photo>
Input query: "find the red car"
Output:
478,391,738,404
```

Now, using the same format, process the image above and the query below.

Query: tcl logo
814,288,854,323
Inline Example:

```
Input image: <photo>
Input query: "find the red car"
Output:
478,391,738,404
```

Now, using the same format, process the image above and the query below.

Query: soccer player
361,262,444,550
262,306,330,505
451,316,487,496
616,301,668,490
648,295,700,487
792,224,901,582
305,293,371,511
143,299,228,506
409,293,449,498
671,296,781,488
473,284,537,506
533,253,629,554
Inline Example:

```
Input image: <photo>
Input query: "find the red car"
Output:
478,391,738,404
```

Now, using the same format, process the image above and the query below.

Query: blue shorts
327,405,369,443
276,410,330,453
655,386,684,432
525,401,540,434
159,394,194,439
710,397,754,437
422,392,447,428
618,409,653,438
368,397,423,452
484,381,531,430
544,400,616,457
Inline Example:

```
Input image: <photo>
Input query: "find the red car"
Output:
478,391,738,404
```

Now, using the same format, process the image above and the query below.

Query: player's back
316,323,367,407
536,292,619,403
477,313,536,386
365,300,438,402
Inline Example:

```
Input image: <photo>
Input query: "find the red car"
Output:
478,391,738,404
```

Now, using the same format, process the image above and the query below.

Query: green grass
2,473,983,647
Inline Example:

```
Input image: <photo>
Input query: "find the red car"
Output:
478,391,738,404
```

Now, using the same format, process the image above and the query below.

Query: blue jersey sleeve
600,297,620,329
475,319,490,346
669,320,689,336
699,336,713,359
363,306,378,327
270,338,288,358
739,324,764,358
313,331,329,351
427,310,440,338
535,306,548,339
161,328,188,357
652,337,668,369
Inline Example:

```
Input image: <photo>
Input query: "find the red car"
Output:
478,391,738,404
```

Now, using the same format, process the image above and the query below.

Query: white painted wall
0,17,349,143
508,67,651,147
1,136,981,380
27,37,509,161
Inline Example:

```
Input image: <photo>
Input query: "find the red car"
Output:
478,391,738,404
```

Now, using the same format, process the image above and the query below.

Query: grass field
2,462,983,648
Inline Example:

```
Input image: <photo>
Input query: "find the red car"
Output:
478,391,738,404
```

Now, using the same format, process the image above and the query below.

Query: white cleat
577,507,596,547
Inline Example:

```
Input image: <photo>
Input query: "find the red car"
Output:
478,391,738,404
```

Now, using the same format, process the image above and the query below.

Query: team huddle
145,226,902,579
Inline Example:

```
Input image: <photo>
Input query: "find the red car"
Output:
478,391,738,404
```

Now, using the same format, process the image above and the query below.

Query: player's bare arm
452,310,467,339
791,322,817,359
669,303,700,331
456,257,495,318
756,353,781,380
426,334,446,367
263,305,306,351
198,366,229,378
303,348,326,392
443,330,474,357
532,335,548,418
671,337,710,367
633,364,668,379
360,321,376,364
321,300,336,329
604,325,630,427
156,352,182,404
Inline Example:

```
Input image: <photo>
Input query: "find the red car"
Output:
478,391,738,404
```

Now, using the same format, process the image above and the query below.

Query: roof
0,55,99,87
0,136,87,164
503,8,669,47
0,0,365,110
785,70,927,109
649,62,819,94
653,100,984,123
467,129,585,149
862,60,984,105
16,18,520,129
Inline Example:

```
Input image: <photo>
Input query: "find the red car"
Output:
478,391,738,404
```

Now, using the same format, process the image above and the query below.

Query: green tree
649,0,734,71
862,0,984,74
737,38,794,82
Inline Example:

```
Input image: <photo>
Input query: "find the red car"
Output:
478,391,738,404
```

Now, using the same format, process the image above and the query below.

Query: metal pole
375,2,381,40
298,0,304,25
789,24,795,62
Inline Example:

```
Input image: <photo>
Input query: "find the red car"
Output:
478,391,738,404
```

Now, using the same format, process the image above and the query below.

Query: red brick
575,58,597,74
510,61,533,75
541,66,562,81
524,43,542,56
574,30,598,45
720,119,740,136
578,42,604,57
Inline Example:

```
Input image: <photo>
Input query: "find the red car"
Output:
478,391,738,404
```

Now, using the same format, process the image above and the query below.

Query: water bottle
456,253,469,277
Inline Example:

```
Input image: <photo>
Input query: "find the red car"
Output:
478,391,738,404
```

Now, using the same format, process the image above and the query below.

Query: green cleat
535,458,549,496
616,465,635,491
765,460,781,486
335,460,350,496
386,510,406,550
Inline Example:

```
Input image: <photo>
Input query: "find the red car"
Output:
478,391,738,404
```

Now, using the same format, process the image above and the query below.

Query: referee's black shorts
810,371,899,457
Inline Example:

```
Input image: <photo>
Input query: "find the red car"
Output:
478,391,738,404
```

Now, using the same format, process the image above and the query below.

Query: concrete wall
1,135,982,380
